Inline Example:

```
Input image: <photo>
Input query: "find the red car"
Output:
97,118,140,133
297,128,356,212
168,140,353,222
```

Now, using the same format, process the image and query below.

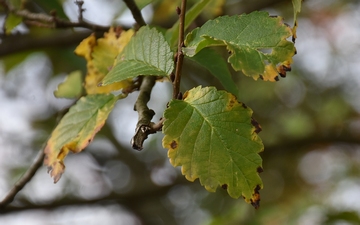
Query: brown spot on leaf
257,167,264,173
274,76,280,81
259,75,264,80
170,140,177,149
251,118,262,134
250,185,261,209
241,102,248,109
221,184,228,190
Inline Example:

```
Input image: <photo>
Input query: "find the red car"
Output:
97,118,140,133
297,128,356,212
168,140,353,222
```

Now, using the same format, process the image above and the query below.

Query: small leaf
101,26,174,86
74,28,134,94
188,48,240,98
184,11,296,81
162,86,264,208
54,70,83,99
292,0,303,42
44,94,117,183
5,13,22,35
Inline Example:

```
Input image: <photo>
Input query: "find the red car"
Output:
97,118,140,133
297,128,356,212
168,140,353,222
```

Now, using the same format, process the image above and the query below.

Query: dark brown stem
173,0,187,99
123,0,146,27
0,148,45,209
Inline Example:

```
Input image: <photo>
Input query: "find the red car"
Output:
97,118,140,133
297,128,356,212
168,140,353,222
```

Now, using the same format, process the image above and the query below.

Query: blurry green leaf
166,0,212,48
184,11,296,82
44,94,118,183
5,13,22,35
188,48,239,98
292,0,302,41
135,0,153,9
101,26,174,86
54,70,83,99
162,86,264,207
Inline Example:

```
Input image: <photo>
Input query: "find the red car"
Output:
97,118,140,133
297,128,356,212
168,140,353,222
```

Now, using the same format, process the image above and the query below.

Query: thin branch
173,0,187,99
0,148,45,209
123,0,146,27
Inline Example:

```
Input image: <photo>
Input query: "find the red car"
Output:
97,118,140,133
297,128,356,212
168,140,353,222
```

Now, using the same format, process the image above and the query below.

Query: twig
173,0,187,99
0,148,45,209
123,0,146,27
131,76,157,150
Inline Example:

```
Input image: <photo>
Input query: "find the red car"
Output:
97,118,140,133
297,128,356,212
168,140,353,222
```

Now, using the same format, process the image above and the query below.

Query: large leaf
101,26,174,86
44,94,118,183
184,11,296,82
292,0,302,42
188,48,239,98
162,86,264,208
74,28,134,94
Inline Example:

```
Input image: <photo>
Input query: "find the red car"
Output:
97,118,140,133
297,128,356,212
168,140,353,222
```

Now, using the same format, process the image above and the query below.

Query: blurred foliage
1,0,360,225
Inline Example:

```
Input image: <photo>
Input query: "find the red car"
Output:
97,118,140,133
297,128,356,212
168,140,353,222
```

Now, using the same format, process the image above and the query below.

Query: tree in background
1,0,360,224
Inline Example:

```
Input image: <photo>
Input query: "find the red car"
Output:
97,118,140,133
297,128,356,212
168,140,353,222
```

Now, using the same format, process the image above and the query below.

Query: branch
0,148,45,209
123,0,146,27
173,0,187,99
131,76,157,150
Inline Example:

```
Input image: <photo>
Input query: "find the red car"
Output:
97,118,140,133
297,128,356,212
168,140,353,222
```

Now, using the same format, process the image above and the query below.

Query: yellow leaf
75,28,135,94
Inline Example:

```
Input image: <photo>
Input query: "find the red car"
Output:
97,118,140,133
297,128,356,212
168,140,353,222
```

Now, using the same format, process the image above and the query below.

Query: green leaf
292,0,302,41
44,94,118,183
101,26,174,86
188,48,240,98
135,0,153,9
166,0,212,48
162,86,264,208
54,70,83,99
184,11,296,82
5,13,22,35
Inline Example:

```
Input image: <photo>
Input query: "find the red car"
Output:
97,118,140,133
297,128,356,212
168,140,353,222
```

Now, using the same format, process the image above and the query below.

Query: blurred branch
0,176,188,214
0,148,44,209
123,0,146,27
1,0,109,31
0,30,93,57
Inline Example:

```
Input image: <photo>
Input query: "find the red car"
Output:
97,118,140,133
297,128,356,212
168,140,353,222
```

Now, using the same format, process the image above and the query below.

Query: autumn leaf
162,86,264,208
74,28,134,94
44,94,117,183
183,11,296,81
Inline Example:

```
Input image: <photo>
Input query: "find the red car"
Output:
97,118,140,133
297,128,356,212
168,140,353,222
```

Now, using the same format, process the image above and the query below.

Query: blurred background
1,0,360,224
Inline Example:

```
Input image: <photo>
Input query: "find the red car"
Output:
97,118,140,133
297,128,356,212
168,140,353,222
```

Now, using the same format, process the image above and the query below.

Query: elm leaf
184,11,296,81
101,26,174,86
44,94,117,183
162,86,264,208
